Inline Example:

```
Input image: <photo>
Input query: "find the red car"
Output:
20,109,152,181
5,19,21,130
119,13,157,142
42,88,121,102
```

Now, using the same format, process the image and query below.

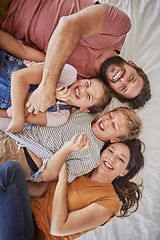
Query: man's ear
80,107,90,113
120,169,128,177
110,138,122,143
128,60,137,67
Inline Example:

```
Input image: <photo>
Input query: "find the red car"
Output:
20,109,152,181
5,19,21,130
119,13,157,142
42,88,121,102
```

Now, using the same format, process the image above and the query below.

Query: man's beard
100,56,127,85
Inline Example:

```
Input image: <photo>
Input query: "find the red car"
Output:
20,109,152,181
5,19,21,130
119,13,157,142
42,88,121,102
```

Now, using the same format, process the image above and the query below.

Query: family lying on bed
0,0,151,240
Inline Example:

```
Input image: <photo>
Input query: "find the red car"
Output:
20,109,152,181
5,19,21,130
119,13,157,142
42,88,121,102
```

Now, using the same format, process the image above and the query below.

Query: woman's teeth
104,161,113,169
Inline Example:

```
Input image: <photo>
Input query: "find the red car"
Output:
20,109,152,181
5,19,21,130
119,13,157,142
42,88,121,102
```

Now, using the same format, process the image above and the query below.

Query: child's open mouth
73,86,80,99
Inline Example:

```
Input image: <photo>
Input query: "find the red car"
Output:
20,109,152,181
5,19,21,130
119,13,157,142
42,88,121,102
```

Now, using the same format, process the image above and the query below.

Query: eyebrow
110,146,127,160
90,82,93,102
90,80,95,102
112,112,119,131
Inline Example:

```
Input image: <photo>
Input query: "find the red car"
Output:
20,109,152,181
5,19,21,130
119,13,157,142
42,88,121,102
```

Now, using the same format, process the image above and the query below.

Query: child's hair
112,107,142,140
100,139,144,217
87,78,112,114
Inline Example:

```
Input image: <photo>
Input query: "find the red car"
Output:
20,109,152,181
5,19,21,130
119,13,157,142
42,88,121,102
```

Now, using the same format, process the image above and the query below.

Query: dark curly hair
100,139,144,217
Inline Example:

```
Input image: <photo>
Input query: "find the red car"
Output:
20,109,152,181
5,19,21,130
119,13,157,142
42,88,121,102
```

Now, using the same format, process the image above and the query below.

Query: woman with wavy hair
0,138,144,240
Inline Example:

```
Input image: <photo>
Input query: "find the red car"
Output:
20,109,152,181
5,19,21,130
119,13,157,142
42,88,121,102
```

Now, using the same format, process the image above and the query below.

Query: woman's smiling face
98,142,130,181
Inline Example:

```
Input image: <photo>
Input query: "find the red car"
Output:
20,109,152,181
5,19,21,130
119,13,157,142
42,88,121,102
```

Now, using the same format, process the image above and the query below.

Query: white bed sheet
78,0,160,240
0,1,159,239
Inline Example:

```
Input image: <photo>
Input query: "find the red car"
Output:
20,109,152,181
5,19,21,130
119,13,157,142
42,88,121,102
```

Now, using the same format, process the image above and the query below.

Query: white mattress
78,1,160,240
0,1,159,239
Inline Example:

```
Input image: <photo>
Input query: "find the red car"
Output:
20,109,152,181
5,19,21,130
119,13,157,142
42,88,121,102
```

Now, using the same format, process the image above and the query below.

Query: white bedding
78,0,160,240
0,1,159,240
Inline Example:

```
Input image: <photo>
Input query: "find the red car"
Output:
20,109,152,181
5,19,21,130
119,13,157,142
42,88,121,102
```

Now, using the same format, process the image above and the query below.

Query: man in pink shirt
0,0,151,113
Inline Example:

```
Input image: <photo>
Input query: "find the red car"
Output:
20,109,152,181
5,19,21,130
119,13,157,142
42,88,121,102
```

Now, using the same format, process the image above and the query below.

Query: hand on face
55,85,71,102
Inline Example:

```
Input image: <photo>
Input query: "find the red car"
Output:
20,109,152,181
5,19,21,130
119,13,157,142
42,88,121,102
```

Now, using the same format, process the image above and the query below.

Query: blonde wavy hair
113,107,142,140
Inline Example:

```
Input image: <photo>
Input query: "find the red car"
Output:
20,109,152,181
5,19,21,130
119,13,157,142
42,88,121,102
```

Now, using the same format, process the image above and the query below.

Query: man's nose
120,75,127,83
107,119,112,126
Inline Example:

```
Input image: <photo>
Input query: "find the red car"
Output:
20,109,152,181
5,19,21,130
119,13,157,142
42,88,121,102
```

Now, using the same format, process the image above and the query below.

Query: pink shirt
2,0,131,79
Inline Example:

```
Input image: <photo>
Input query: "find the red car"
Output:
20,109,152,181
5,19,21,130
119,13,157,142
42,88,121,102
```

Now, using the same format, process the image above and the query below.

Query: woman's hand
58,162,68,182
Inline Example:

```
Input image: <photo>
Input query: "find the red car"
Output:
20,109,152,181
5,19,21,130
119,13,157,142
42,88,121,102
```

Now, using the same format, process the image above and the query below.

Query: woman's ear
120,169,129,177
128,60,137,67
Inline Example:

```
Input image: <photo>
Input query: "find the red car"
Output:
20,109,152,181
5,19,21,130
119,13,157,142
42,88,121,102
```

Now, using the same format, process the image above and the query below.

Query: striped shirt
5,110,104,183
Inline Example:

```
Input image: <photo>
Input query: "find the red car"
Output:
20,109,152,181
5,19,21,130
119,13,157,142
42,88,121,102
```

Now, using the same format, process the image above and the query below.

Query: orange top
31,175,121,240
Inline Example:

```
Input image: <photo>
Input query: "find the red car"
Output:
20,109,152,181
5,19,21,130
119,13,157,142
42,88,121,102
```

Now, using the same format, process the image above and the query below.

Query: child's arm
40,133,90,182
6,89,69,127
0,29,45,62
0,109,8,118
6,64,44,132
6,91,47,126
24,84,72,126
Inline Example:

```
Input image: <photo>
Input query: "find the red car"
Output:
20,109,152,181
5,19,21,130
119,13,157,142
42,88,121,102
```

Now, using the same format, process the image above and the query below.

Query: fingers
70,133,79,142
26,95,56,114
81,138,90,151
71,133,90,151
7,107,12,118
26,100,31,108
26,96,41,114
55,86,71,101
26,88,56,114
26,103,36,114
56,85,65,92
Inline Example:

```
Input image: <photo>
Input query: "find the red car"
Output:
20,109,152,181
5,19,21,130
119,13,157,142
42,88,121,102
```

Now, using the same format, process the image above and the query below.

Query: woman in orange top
0,138,144,240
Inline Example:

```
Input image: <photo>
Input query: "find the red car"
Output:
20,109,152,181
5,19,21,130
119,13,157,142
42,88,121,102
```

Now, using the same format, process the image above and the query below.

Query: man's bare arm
0,29,45,62
26,5,105,114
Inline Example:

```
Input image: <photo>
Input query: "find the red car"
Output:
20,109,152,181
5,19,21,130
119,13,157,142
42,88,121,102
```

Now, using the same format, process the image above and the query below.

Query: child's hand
55,86,71,102
7,106,12,118
64,133,90,153
6,118,25,132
